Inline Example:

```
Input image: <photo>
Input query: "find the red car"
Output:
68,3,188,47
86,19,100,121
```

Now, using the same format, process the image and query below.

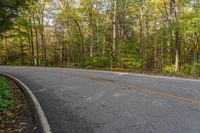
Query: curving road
0,66,200,133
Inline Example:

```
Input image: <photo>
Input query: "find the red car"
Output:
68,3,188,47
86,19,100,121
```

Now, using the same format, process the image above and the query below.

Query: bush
121,58,142,72
182,63,200,76
79,56,110,68
0,76,13,112
162,65,176,73
182,64,193,75
196,63,200,75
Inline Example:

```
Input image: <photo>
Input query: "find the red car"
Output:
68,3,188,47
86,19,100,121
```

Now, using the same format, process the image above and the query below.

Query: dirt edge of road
0,73,52,133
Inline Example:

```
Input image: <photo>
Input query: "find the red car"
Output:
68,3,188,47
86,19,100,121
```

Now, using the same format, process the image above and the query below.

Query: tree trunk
175,30,180,72
18,29,24,65
33,14,40,66
111,0,117,70
173,0,180,72
41,25,47,65
72,18,84,56
4,36,8,65
29,18,35,66
113,0,116,52
89,5,94,58
38,2,47,66
139,0,144,67
102,35,106,56
27,29,32,65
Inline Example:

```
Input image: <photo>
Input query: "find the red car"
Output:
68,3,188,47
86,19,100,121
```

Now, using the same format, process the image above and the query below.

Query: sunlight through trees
0,0,199,76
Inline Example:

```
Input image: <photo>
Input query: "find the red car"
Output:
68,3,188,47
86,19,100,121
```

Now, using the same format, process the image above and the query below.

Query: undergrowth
0,76,13,112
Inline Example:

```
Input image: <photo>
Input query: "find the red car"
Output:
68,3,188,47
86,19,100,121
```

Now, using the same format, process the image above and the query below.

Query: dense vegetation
0,0,199,76
0,76,13,112
0,0,28,32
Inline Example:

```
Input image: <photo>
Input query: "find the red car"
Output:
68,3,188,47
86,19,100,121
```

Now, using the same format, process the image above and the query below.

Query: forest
0,0,199,76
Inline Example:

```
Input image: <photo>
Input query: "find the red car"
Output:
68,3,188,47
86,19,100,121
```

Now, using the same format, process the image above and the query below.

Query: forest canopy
0,0,31,32
0,0,200,77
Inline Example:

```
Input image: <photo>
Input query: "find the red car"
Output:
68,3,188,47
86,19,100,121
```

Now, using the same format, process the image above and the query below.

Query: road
0,66,200,133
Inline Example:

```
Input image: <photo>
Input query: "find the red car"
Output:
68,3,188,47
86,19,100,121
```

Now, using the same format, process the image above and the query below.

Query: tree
0,0,200,76
0,0,29,33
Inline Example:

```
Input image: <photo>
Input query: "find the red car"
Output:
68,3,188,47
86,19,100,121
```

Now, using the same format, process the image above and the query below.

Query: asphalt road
0,66,200,133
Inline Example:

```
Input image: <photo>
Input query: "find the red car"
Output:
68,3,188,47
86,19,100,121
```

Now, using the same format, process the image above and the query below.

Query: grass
0,76,13,112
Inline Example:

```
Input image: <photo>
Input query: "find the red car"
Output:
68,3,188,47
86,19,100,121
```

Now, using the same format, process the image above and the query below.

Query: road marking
1,66,200,82
66,68,200,82
68,73,200,106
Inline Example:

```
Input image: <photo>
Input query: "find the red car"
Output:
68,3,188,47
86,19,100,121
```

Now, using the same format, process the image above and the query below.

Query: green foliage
182,64,193,75
162,65,176,73
182,63,200,76
0,0,30,33
192,63,200,76
121,57,142,71
0,76,13,112
196,63,200,75
0,0,200,77
79,58,95,68
79,56,110,68
120,42,142,71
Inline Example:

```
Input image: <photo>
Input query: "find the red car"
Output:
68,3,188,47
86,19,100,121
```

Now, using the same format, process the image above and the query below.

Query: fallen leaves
0,78,37,133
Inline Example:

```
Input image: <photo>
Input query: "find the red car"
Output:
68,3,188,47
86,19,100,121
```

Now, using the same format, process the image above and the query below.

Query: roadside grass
0,76,13,112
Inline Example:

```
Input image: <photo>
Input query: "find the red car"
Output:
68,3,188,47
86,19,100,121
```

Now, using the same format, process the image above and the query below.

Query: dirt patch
0,78,38,133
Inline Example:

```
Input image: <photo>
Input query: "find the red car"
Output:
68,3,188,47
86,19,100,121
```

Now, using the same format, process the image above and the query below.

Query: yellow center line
69,73,200,105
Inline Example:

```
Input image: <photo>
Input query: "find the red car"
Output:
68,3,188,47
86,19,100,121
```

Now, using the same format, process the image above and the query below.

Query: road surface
0,66,200,133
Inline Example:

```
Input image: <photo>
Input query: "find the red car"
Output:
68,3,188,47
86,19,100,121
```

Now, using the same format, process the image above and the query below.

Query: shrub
162,65,176,73
121,57,142,72
0,76,13,112
182,64,193,75
79,56,110,68
182,63,200,76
